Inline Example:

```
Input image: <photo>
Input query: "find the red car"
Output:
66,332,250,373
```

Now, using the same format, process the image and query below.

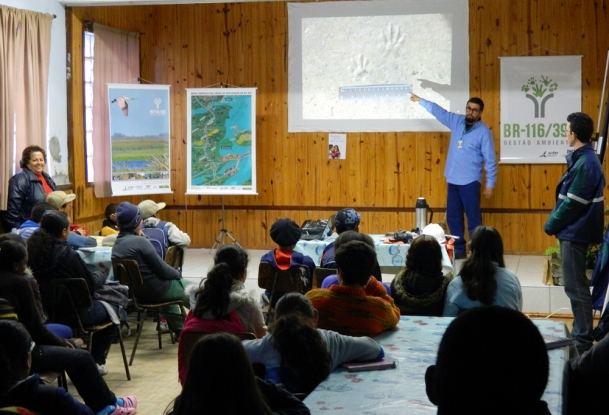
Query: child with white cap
137,199,191,247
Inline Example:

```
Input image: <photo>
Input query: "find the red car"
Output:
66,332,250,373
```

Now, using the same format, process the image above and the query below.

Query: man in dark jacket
544,112,606,353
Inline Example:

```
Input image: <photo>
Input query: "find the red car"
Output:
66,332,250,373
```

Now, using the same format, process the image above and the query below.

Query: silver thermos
415,197,433,232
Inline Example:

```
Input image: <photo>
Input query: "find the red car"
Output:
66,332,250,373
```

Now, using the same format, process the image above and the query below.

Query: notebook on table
340,357,396,372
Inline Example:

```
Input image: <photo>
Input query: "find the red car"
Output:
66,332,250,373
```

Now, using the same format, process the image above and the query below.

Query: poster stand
209,196,241,253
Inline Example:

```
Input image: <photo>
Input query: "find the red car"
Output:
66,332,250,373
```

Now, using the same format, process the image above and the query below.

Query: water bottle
415,197,433,232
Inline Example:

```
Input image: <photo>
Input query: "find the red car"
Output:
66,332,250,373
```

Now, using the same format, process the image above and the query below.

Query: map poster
108,84,172,196
186,88,257,195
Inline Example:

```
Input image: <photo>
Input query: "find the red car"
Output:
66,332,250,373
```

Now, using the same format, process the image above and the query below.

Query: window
83,30,95,182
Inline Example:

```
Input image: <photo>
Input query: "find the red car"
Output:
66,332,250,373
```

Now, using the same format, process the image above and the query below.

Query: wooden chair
48,278,131,380
179,331,256,382
164,246,185,271
112,258,187,365
258,262,311,324
312,267,337,288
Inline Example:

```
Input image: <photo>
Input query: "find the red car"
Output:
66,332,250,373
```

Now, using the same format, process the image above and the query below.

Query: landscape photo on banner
107,83,172,196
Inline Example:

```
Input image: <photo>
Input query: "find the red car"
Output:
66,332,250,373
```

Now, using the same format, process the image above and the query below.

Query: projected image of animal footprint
348,53,369,81
382,23,404,53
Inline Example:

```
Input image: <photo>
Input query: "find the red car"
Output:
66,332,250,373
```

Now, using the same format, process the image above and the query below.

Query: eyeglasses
565,129,573,135
465,106,480,114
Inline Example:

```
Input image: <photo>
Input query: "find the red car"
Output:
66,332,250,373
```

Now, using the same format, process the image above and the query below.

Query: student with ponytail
243,293,384,395
178,245,266,384
443,226,522,316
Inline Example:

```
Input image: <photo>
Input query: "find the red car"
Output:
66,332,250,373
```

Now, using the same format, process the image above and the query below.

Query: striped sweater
305,277,400,337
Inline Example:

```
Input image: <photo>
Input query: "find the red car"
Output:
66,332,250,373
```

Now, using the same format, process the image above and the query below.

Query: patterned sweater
305,277,400,337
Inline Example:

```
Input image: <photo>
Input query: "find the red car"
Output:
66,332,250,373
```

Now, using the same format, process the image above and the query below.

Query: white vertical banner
108,84,172,195
500,56,582,164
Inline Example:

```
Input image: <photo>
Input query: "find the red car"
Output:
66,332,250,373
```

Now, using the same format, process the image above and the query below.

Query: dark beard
465,115,475,125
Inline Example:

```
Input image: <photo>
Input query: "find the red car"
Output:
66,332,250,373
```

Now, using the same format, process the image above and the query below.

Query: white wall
1,0,69,184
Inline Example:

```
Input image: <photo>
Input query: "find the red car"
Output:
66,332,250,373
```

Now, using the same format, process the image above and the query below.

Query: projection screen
288,0,469,133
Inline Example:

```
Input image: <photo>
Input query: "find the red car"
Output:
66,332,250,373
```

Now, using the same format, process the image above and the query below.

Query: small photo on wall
328,133,346,160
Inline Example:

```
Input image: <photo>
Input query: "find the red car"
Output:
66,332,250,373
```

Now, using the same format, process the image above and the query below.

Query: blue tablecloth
77,247,113,279
303,316,567,414
296,234,453,273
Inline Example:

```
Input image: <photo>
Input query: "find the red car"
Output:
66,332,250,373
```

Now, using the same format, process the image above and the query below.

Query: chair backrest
312,267,337,288
178,330,256,385
165,246,185,271
258,262,311,306
49,278,93,331
112,258,145,310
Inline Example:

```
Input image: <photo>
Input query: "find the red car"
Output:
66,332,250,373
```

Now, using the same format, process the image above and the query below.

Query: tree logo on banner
521,76,558,118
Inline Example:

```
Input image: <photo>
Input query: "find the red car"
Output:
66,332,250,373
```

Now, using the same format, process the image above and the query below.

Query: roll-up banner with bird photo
108,84,172,196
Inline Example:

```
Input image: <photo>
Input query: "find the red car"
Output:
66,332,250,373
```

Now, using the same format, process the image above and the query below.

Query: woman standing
443,226,522,317
4,146,56,231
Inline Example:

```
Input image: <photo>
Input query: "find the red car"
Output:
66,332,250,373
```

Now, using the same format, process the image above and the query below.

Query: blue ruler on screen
339,84,413,100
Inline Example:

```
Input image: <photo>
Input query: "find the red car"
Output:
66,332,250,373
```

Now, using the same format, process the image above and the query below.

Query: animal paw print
382,23,404,53
348,53,369,81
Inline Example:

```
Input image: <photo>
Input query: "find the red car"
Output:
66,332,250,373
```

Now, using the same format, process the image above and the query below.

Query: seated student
0,235,74,341
178,246,266,384
260,218,315,303
46,191,91,237
101,204,119,236
0,320,94,415
443,226,522,317
319,231,392,295
111,202,193,338
27,211,120,375
306,240,400,337
166,332,310,415
14,201,54,241
567,334,609,414
138,199,191,247
0,246,137,415
243,293,384,395
20,199,96,249
390,235,453,316
425,306,551,415
320,208,383,281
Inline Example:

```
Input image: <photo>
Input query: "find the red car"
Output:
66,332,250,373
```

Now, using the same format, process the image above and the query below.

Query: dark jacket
0,272,65,347
0,375,93,415
390,268,451,316
568,334,609,414
30,239,106,317
544,144,605,244
111,231,181,301
4,168,56,231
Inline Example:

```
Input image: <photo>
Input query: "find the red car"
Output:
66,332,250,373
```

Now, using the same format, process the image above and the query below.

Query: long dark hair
0,240,27,274
193,245,249,319
27,210,69,274
459,226,505,305
167,333,271,415
405,234,443,275
0,320,32,394
270,293,332,395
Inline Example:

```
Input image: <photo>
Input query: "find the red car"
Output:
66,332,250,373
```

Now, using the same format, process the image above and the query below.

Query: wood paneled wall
66,1,609,253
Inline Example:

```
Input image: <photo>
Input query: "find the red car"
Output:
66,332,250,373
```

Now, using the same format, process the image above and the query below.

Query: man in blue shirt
411,94,497,258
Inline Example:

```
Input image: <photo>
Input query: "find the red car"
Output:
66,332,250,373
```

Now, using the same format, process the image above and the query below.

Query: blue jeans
561,240,593,346
447,181,482,253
